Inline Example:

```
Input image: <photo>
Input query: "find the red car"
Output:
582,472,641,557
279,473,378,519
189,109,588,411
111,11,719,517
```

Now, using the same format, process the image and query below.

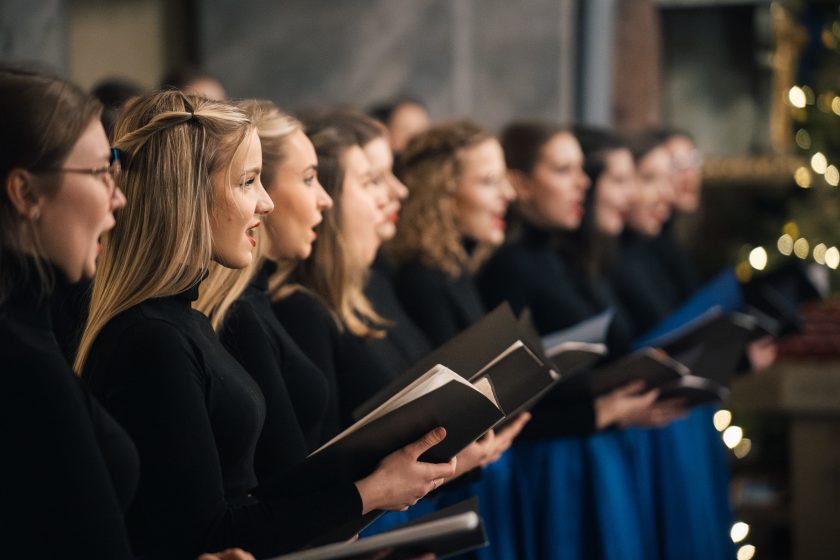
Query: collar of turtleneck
158,269,210,307
0,253,72,331
251,259,278,293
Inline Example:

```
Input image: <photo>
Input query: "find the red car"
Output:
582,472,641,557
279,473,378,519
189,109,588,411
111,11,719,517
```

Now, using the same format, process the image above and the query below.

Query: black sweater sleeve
1,352,134,559
220,301,309,485
94,320,362,559
272,291,395,429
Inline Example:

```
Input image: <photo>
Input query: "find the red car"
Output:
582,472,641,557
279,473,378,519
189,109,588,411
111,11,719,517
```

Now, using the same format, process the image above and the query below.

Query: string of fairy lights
713,408,757,560
719,76,831,559
741,17,840,277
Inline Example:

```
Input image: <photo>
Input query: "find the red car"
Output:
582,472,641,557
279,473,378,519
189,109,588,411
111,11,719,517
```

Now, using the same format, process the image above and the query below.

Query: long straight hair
74,90,251,372
274,126,388,339
195,100,301,331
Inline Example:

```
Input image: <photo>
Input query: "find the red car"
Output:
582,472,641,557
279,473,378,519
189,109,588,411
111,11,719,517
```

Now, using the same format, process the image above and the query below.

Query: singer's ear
6,168,44,219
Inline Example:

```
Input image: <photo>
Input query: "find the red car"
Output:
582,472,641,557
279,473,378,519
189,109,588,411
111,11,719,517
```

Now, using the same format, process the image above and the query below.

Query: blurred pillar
613,0,662,131
577,0,617,127
558,0,578,123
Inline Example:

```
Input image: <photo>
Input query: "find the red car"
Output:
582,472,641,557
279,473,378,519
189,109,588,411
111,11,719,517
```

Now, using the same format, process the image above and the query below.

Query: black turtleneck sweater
392,258,486,347
220,260,333,454
364,255,434,374
271,289,396,433
83,280,362,559
610,231,686,339
477,222,634,355
0,256,138,558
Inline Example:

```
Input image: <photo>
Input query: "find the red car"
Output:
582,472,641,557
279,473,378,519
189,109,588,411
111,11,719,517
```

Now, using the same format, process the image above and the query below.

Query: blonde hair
195,100,301,331
387,119,493,277
274,127,387,339
74,90,252,372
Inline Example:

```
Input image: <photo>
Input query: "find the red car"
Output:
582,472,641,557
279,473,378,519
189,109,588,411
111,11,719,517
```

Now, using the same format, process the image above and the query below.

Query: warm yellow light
723,426,744,449
794,238,810,259
794,166,812,188
731,521,750,543
713,409,732,432
827,165,840,186
803,85,816,105
814,243,828,264
733,438,752,459
735,261,753,282
826,246,840,269
748,247,767,270
783,221,800,238
833,96,840,116
811,152,828,174
777,234,794,255
795,128,812,149
737,544,756,560
789,86,807,108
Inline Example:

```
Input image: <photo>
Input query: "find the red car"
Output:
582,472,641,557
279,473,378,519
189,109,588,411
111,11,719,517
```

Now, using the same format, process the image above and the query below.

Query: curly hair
387,119,493,277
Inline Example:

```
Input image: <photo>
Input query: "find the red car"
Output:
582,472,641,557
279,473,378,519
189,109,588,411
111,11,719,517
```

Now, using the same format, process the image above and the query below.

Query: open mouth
246,221,261,247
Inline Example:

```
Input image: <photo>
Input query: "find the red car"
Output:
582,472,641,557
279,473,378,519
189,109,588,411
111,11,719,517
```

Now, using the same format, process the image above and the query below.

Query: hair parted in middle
274,126,388,339
75,90,253,372
387,119,493,278
195,99,302,331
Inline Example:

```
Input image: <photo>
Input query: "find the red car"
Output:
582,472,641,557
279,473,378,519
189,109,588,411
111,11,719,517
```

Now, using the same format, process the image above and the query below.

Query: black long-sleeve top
272,289,396,432
652,222,701,301
83,280,362,560
364,255,434,374
0,257,138,559
610,231,685,339
392,259,486,347
476,222,635,355
463,224,614,438
221,261,333,454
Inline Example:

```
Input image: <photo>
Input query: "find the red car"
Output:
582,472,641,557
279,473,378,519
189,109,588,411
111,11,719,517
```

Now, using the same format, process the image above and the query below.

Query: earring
30,209,40,221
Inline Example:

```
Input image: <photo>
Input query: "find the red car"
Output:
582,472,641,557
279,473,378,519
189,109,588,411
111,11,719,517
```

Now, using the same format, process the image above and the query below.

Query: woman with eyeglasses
0,67,252,560
75,91,456,559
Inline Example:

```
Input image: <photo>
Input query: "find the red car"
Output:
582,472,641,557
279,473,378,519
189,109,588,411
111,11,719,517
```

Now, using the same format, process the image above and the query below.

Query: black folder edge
539,308,615,349
351,304,518,420
298,377,504,546
657,375,729,407
586,347,689,397
267,507,485,560
353,303,551,421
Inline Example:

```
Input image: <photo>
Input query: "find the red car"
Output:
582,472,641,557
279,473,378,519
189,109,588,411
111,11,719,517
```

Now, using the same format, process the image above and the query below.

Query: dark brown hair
500,120,568,175
0,66,102,303
304,108,386,147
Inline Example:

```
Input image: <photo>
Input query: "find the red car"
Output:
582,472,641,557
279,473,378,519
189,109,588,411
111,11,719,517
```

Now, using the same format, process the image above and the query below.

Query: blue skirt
510,437,594,560
649,405,734,560
440,451,521,560
360,496,437,537
584,430,655,560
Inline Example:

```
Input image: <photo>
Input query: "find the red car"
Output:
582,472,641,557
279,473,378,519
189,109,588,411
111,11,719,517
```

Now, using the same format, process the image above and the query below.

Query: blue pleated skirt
510,437,594,560
584,430,655,560
439,450,521,560
649,405,734,560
